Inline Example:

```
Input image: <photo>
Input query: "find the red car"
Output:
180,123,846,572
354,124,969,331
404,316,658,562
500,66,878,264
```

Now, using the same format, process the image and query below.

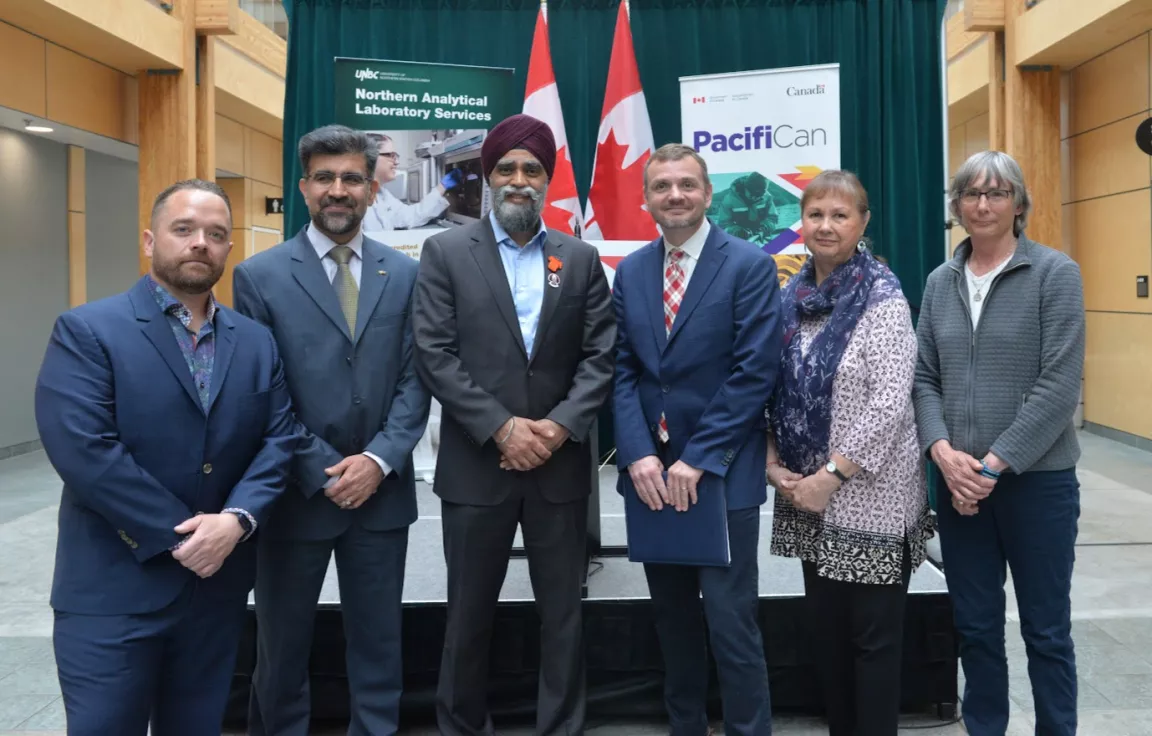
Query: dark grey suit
412,217,615,735
233,226,430,736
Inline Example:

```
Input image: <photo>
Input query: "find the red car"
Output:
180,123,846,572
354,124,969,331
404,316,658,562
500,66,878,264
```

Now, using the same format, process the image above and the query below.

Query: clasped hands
931,440,1005,517
171,513,244,579
629,456,704,513
767,463,839,514
496,417,569,471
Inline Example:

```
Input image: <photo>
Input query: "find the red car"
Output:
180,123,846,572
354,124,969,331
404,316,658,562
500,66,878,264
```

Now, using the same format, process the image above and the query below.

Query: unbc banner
679,64,840,282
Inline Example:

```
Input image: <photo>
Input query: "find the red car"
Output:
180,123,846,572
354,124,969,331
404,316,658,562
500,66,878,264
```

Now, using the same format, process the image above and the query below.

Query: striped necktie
329,245,358,335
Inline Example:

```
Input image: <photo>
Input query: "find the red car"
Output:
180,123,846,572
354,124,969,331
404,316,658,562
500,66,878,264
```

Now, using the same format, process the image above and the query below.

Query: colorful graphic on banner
333,57,518,256
680,64,840,283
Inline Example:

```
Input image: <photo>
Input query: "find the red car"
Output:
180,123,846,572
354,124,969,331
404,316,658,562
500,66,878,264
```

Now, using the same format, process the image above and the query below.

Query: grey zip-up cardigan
913,235,1085,474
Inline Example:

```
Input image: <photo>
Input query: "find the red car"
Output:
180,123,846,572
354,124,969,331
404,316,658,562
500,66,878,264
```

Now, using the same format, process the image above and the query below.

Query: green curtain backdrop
281,0,947,307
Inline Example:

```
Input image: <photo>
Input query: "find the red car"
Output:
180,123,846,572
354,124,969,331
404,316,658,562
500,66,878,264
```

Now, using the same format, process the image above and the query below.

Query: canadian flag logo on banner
582,1,659,241
523,4,582,236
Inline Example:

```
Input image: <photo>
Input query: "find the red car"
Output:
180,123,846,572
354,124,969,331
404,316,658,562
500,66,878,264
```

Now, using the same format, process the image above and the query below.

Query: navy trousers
644,506,772,736
936,468,1080,736
53,582,247,736
249,523,409,736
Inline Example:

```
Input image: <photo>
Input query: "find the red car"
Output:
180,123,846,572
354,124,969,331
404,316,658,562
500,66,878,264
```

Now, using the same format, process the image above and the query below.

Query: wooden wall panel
1072,189,1152,314
216,115,246,176
46,44,132,143
248,180,284,231
218,177,248,230
214,237,247,308
253,229,280,255
245,127,282,187
965,113,991,157
949,124,966,176
1069,33,1149,136
1066,115,1151,202
1084,312,1152,439
0,22,47,117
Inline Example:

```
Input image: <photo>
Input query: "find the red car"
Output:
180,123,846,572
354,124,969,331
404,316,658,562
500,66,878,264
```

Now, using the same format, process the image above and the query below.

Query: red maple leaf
542,145,580,233
587,130,658,240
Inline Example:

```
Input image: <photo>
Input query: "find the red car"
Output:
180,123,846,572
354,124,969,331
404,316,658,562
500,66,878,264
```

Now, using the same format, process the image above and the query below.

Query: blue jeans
936,468,1080,735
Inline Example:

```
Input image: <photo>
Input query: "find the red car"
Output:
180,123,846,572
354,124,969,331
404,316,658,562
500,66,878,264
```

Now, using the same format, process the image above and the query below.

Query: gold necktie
329,245,358,335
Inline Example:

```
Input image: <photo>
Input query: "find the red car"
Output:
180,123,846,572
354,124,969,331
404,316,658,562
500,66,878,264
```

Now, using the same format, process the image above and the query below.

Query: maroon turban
481,114,557,181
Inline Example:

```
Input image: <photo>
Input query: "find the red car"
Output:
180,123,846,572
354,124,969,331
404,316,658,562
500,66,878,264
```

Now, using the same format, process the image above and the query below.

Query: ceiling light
23,119,53,133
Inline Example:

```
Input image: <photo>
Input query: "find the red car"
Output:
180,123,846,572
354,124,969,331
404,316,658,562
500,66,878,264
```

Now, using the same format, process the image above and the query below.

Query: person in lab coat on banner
364,133,462,231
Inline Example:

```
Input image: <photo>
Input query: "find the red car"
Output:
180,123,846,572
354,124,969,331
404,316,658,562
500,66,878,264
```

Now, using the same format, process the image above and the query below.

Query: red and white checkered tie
659,249,686,442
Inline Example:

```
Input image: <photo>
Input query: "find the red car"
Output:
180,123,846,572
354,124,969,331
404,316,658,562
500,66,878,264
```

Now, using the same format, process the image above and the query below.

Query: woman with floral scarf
767,170,933,736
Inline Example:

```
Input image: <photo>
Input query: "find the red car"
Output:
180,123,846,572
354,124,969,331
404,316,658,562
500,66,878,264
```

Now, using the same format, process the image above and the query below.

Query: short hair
298,124,378,177
366,132,394,145
150,179,232,229
800,170,870,216
644,143,711,190
949,150,1031,236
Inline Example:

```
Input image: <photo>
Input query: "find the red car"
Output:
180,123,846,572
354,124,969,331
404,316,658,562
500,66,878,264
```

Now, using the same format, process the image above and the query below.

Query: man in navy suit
612,144,783,736
34,179,299,736
233,125,430,736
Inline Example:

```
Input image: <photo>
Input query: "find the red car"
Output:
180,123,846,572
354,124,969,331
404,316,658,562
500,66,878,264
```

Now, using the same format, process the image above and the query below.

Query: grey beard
313,210,362,236
493,184,546,234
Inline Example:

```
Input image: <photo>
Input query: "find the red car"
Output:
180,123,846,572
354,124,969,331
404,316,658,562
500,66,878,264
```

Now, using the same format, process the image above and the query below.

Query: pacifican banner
679,63,841,282
333,56,518,260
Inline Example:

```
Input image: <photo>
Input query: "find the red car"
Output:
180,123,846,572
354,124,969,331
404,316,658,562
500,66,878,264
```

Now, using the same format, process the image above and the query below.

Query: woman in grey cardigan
914,150,1085,736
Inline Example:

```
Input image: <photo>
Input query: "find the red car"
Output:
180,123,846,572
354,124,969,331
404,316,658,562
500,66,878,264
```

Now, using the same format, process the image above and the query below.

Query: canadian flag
522,4,582,236
582,1,659,241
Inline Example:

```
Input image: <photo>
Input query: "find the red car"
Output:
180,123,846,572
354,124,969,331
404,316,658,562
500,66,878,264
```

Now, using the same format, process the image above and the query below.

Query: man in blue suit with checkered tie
612,145,783,736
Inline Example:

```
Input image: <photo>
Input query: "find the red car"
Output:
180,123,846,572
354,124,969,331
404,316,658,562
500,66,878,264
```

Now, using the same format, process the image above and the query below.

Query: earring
856,239,867,253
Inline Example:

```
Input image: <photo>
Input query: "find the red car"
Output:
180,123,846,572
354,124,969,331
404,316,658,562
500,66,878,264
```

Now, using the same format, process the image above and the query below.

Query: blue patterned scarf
769,250,904,476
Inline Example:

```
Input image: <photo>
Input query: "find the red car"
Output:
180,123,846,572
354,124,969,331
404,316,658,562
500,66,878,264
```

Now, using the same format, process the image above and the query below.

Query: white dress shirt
662,218,711,291
307,222,365,286
305,223,392,484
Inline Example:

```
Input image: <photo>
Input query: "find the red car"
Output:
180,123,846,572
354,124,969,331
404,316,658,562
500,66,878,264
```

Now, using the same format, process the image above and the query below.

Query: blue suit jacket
232,228,430,540
35,276,298,615
612,223,783,510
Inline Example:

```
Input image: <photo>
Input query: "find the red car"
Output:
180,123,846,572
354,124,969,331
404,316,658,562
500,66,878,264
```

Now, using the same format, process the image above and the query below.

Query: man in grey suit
412,113,616,736
233,125,430,736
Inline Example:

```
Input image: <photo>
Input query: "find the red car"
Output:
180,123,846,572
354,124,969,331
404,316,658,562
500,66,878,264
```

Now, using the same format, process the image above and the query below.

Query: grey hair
948,150,1031,236
298,124,378,177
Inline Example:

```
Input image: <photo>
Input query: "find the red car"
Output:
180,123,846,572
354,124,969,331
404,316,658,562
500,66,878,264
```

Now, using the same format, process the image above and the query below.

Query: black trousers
436,480,588,736
801,542,912,736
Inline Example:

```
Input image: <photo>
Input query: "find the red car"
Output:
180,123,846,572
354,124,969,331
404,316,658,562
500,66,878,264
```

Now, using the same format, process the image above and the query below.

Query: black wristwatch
227,510,254,537
824,460,849,482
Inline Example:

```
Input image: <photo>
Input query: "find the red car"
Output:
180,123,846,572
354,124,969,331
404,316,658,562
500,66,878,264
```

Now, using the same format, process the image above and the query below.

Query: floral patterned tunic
770,296,934,585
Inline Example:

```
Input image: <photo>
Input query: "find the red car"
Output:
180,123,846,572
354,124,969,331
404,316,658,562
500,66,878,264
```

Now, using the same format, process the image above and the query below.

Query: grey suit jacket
412,217,616,506
233,227,431,540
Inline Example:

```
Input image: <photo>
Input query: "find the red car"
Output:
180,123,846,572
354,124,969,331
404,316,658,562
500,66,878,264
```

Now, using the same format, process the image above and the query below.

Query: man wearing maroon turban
413,113,617,736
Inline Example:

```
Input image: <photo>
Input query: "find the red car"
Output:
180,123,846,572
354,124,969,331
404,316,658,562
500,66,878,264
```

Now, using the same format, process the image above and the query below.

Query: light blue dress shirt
489,210,548,356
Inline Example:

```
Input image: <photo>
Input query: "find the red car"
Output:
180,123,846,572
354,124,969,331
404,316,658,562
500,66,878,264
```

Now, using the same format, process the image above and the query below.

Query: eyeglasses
306,171,369,189
960,188,1013,205
378,152,400,162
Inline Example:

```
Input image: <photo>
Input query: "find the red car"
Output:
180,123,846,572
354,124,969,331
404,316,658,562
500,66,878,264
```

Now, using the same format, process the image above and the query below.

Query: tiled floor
1,430,1151,734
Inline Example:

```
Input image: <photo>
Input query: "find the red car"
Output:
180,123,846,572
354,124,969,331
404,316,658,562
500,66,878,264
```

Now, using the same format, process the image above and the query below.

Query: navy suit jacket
232,228,430,540
612,223,783,510
35,277,298,615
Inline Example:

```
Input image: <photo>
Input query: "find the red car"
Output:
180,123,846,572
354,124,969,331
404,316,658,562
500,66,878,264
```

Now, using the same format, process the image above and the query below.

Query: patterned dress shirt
146,275,256,542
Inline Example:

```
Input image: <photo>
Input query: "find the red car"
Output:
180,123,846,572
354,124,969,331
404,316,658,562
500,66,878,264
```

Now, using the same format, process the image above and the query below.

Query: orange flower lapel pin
547,256,563,273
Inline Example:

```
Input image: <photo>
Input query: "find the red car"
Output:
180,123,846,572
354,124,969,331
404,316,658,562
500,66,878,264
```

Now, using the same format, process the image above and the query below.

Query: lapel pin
547,272,561,288
377,270,387,276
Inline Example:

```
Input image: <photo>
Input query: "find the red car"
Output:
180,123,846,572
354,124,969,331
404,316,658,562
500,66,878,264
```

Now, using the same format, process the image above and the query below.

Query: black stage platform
228,467,958,728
